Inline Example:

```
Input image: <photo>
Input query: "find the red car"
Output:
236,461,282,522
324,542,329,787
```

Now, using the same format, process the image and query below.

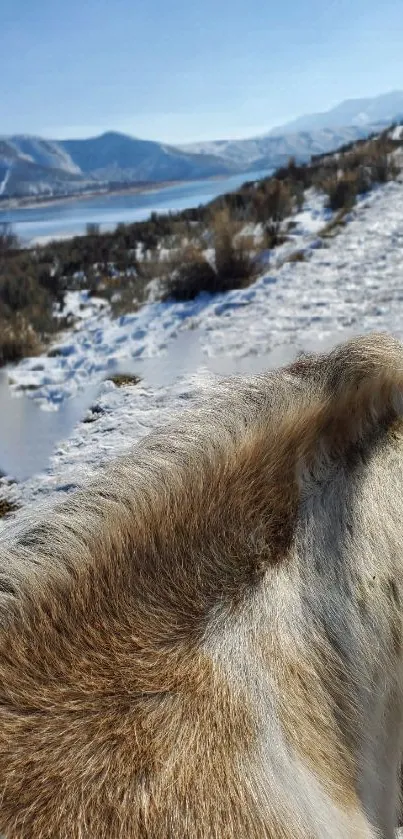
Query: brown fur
0,332,403,837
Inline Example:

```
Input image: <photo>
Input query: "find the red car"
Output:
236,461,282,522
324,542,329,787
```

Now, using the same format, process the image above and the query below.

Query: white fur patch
204,571,377,839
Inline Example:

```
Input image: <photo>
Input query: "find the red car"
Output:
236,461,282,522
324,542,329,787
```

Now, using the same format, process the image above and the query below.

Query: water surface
0,169,271,243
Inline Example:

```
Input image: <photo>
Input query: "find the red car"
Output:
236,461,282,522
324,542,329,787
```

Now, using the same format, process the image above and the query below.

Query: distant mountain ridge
1,91,403,200
268,90,403,135
0,132,237,200
179,126,377,169
181,91,403,165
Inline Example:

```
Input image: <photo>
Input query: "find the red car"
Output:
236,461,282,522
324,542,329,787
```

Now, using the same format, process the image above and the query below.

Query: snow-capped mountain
268,90,403,135
0,132,237,199
180,125,376,169
5,136,82,174
181,92,403,168
2,91,403,200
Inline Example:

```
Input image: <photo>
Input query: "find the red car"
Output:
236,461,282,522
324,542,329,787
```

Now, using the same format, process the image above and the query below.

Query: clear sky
2,0,403,143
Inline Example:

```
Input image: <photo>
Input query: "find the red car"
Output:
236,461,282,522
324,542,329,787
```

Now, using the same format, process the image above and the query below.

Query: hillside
0,122,401,377
179,125,376,169
59,132,237,182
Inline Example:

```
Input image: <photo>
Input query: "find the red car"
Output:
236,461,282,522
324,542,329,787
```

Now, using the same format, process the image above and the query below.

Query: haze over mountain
1,91,402,201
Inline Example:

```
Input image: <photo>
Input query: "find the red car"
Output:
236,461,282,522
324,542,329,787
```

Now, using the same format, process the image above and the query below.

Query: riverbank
0,168,271,246
0,172,235,213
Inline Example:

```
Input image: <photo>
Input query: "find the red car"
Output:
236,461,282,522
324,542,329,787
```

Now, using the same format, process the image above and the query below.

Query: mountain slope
0,139,89,198
6,136,81,174
183,91,403,167
60,132,237,182
269,90,403,135
0,132,237,199
180,125,375,169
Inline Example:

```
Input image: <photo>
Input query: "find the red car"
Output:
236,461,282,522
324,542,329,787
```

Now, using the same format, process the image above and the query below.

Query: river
0,168,271,244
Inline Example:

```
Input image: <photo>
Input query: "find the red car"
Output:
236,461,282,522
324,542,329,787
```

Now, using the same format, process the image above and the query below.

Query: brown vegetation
161,215,256,301
284,248,307,264
0,498,19,518
161,247,218,300
106,372,141,387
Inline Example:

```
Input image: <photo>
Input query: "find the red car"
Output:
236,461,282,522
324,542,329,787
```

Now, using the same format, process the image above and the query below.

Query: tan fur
1,332,403,837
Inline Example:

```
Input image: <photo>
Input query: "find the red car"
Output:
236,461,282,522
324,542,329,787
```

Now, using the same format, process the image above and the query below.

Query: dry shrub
0,498,19,518
213,209,255,286
315,136,400,212
284,249,307,264
106,373,141,388
319,207,350,238
162,245,218,301
162,219,256,302
322,171,363,211
254,179,294,224
263,222,288,249
0,314,42,365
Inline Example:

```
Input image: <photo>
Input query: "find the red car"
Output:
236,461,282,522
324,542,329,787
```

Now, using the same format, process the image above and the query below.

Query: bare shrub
161,222,256,302
322,171,362,211
163,256,218,301
0,314,42,365
319,207,350,238
213,209,255,287
284,249,307,264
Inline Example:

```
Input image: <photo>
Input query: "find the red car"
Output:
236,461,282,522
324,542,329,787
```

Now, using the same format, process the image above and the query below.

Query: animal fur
0,332,403,837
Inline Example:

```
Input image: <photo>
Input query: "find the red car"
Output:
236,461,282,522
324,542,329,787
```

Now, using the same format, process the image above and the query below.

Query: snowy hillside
180,92,403,166
3,171,403,511
5,135,82,174
180,125,375,167
269,90,403,134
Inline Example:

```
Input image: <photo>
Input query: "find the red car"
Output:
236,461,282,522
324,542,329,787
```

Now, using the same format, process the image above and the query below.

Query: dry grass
161,215,257,301
162,248,218,301
0,315,42,365
319,207,350,239
0,498,19,519
284,249,307,264
212,209,256,286
106,373,142,388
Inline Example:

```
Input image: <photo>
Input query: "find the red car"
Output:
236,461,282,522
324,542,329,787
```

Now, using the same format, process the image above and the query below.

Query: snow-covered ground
2,179,403,512
5,190,331,408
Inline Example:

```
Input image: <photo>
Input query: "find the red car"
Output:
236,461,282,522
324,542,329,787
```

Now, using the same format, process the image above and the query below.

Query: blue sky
2,0,403,142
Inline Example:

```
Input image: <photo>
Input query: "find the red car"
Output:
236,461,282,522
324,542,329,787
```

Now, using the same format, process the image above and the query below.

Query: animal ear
288,332,403,468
